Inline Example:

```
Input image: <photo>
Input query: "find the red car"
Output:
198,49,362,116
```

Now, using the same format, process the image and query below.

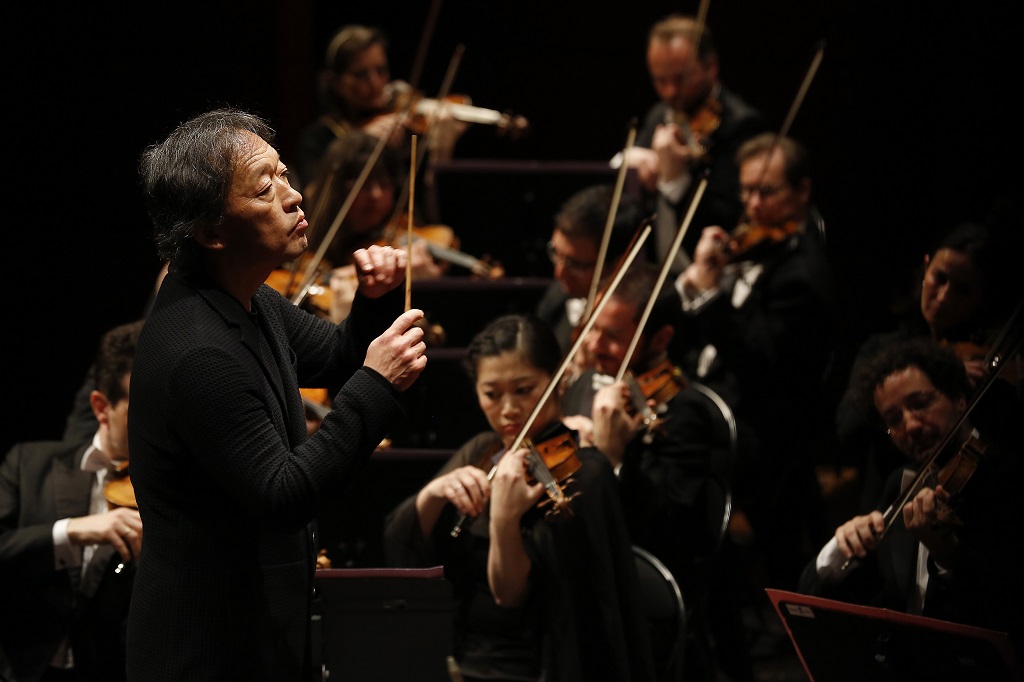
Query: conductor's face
221,131,307,269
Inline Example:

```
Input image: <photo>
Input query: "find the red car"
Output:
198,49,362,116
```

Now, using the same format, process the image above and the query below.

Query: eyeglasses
738,184,786,202
880,389,940,435
546,242,596,273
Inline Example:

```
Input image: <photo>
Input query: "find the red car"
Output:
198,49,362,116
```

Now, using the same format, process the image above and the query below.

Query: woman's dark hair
463,314,562,383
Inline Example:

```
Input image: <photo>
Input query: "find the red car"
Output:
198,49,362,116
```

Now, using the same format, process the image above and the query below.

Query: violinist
619,14,768,267
561,262,751,682
534,183,648,353
383,314,655,682
0,319,144,682
295,24,467,191
302,130,454,322
674,133,836,594
799,338,1024,659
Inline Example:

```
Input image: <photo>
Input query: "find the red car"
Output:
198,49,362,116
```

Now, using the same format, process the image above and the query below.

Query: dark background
5,0,1019,456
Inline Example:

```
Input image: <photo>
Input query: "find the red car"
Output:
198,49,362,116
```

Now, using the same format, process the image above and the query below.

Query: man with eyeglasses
799,338,1023,658
671,133,836,599
534,184,647,353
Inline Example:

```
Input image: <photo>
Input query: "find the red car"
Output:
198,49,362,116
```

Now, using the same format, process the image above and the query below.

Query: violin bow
385,44,466,241
747,41,825,210
450,224,653,537
583,123,637,324
291,130,395,307
614,176,708,383
408,0,444,91
405,135,416,311
840,298,1023,570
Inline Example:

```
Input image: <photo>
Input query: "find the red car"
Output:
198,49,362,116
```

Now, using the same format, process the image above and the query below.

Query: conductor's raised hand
364,308,428,392
352,244,408,299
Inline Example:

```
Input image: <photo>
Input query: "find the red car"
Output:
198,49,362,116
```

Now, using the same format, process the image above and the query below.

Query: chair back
633,545,687,682
691,382,736,559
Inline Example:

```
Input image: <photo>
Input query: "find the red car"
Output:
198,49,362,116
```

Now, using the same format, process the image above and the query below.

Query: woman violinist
295,131,455,323
383,314,655,682
295,24,471,191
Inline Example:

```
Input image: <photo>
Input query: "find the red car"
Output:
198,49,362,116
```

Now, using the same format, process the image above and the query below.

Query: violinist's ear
797,178,812,206
89,389,111,424
195,224,226,251
649,324,675,355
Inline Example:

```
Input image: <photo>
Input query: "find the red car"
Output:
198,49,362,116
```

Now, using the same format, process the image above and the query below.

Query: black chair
690,382,736,562
687,382,739,681
633,545,687,682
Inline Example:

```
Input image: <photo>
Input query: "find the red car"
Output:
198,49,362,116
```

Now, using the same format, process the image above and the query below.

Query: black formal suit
678,227,836,588
798,436,1024,659
636,86,768,262
126,272,405,682
535,283,577,355
561,368,731,591
562,368,748,682
0,439,132,682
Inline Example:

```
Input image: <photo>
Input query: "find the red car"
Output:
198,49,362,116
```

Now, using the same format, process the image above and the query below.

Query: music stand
312,566,454,681
766,589,1021,682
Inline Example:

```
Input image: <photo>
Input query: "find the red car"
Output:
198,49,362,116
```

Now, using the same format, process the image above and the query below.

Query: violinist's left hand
408,239,448,279
678,225,729,295
361,111,407,148
351,244,407,298
651,123,693,183
490,448,545,522
591,382,644,469
561,415,594,448
903,484,959,568
425,103,469,162
621,147,660,192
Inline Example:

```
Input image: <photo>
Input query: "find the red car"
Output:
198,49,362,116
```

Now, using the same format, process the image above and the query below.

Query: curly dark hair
847,337,970,417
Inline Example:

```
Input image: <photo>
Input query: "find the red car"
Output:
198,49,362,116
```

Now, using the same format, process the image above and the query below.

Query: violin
266,252,333,318
723,220,800,262
522,421,583,518
944,338,1022,388
670,96,722,161
386,222,504,279
104,461,136,510
623,359,687,434
931,433,988,526
450,226,654,538
374,85,530,139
